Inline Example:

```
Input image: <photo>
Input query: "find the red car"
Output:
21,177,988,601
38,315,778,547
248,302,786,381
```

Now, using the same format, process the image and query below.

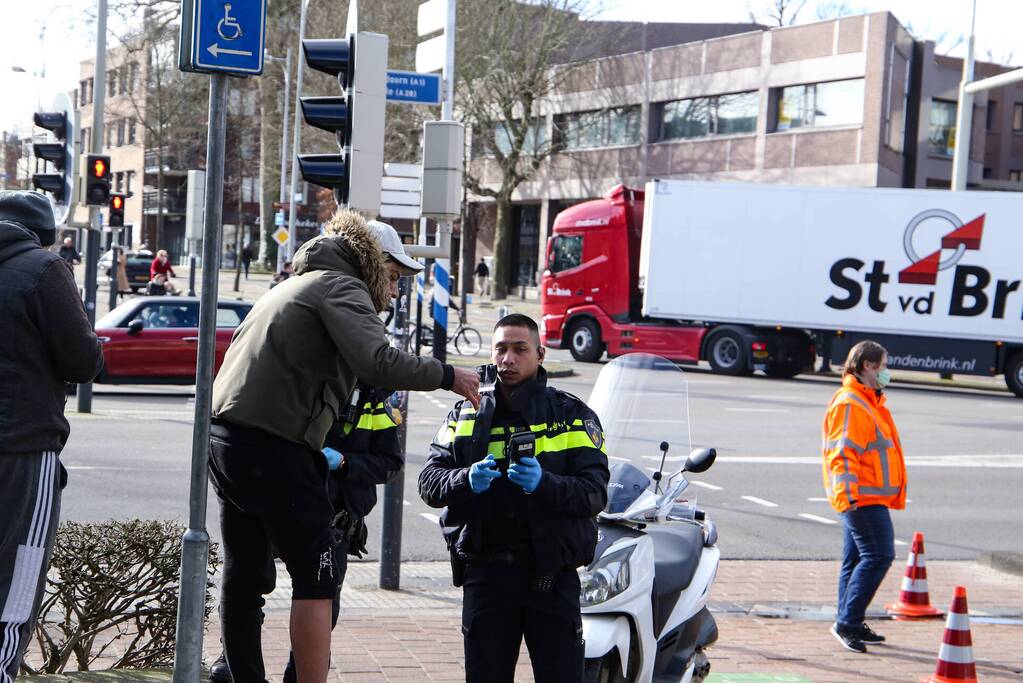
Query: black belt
463,546,558,593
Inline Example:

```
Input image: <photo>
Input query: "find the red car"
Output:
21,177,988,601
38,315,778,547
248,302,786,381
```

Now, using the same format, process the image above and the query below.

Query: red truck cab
541,185,707,363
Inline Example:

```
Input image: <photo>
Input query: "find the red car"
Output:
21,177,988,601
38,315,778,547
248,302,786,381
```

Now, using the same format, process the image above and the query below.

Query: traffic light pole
172,72,228,683
76,0,108,414
286,0,311,263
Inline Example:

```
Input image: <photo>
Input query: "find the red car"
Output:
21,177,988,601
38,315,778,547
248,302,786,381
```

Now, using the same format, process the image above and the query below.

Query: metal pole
172,72,229,683
77,0,107,414
380,276,412,589
951,0,978,191
276,47,292,273
107,248,118,313
431,0,457,363
287,0,310,262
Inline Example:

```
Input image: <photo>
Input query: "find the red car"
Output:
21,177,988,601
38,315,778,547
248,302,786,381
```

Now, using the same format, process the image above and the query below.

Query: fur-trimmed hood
293,209,391,312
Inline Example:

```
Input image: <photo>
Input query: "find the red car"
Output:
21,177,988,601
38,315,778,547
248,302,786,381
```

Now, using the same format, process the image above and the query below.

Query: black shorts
208,419,338,600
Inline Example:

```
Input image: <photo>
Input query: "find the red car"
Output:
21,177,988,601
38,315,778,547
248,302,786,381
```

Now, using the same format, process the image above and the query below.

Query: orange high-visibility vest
821,375,907,513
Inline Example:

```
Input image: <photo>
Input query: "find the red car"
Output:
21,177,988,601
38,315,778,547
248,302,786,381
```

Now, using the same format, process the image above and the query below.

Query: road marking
798,513,838,525
724,408,790,413
420,513,440,525
714,455,1023,468
895,539,907,546
807,497,829,502
689,481,723,491
741,496,778,508
608,455,630,462
403,500,410,506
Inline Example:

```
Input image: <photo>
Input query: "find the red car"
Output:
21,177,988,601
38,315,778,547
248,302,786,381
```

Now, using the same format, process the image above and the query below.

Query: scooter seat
647,523,704,634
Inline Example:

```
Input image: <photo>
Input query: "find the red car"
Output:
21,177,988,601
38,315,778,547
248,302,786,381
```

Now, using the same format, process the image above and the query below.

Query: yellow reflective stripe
455,420,475,437
538,430,605,455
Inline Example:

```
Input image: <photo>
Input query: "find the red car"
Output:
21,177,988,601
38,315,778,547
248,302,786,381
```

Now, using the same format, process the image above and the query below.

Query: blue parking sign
189,0,266,75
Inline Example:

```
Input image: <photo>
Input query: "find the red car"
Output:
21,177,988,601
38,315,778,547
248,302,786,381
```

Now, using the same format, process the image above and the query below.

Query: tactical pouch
450,550,467,587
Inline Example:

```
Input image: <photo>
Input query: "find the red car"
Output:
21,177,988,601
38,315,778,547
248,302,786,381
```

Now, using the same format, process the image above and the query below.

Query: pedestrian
209,383,404,683
419,313,610,683
474,257,489,297
270,261,294,289
241,244,253,280
208,211,480,683
137,242,152,256
823,340,906,654
150,248,176,282
0,191,103,679
58,236,80,267
112,246,130,300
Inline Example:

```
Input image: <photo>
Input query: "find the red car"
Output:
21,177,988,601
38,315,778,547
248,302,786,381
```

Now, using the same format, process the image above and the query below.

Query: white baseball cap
365,220,424,274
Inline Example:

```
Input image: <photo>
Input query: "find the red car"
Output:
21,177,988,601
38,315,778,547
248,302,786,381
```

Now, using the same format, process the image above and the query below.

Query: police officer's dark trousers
461,562,584,683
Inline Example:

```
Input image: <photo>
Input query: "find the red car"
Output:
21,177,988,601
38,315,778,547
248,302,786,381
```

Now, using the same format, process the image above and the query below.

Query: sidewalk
209,559,1022,682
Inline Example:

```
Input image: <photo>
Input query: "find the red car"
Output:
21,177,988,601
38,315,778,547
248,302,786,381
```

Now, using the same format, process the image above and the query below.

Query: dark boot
209,652,232,682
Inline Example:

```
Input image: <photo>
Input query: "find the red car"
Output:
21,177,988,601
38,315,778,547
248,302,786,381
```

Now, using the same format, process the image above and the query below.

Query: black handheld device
506,431,536,466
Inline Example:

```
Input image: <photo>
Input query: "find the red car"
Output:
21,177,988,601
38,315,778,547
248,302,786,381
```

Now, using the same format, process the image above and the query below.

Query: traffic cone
921,586,978,683
887,532,944,619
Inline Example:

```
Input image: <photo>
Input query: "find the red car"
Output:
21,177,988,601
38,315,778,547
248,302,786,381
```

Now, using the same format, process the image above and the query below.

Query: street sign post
386,70,441,105
180,0,267,75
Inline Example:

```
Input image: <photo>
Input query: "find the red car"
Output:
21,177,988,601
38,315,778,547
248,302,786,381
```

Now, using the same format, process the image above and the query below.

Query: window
1010,170,1022,182
928,100,957,157
659,91,758,141
555,106,640,150
125,170,134,195
116,119,126,146
81,127,90,147
108,70,117,97
115,171,124,192
775,78,864,131
131,303,199,329
493,119,547,156
983,167,993,179
216,306,246,328
549,235,583,273
241,177,257,202
119,65,128,94
106,126,113,148
1014,103,1023,132
986,102,997,131
127,63,138,93
128,118,137,144
79,81,88,106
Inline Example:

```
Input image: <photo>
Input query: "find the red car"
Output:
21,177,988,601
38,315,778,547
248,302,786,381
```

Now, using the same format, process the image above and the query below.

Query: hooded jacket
0,192,103,454
212,210,453,451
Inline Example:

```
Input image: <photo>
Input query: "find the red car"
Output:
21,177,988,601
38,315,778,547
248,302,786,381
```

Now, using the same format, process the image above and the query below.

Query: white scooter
580,353,720,683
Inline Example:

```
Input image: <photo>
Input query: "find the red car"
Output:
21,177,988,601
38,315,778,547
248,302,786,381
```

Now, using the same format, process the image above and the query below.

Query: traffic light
31,93,76,225
108,193,125,227
297,31,387,215
85,154,112,206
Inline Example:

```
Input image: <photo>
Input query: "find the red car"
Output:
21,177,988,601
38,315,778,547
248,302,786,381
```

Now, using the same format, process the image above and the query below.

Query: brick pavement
208,560,1022,682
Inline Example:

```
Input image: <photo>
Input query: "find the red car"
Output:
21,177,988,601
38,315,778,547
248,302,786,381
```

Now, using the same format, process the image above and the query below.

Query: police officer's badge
584,419,604,449
383,400,401,426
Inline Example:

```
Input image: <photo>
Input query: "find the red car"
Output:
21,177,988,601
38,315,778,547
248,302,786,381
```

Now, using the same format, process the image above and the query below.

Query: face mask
876,368,891,389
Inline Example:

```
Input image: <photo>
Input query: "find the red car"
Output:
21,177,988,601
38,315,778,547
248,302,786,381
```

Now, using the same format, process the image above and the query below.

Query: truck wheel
765,361,801,379
707,331,750,376
568,319,604,363
1005,353,1023,398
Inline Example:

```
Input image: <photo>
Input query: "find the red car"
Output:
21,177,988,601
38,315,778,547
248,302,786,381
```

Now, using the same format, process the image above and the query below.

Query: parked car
97,249,157,293
93,296,252,384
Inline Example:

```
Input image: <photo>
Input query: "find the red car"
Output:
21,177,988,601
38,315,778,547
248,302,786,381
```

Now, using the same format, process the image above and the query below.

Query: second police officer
419,314,610,683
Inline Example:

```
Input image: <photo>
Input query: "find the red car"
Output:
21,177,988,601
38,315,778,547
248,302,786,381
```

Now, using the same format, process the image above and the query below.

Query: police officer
419,314,610,683
210,383,403,683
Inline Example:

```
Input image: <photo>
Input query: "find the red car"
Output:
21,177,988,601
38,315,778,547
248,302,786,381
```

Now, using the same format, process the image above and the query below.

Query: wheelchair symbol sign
189,0,265,75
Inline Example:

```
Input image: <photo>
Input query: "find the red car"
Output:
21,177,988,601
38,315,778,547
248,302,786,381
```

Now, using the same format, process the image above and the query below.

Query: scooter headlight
578,546,633,606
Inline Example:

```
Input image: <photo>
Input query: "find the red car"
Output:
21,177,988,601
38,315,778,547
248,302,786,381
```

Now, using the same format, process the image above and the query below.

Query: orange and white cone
921,586,978,683
887,532,944,619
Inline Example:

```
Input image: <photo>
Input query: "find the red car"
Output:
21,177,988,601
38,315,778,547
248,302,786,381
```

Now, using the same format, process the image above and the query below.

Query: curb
978,551,1023,576
814,370,1009,394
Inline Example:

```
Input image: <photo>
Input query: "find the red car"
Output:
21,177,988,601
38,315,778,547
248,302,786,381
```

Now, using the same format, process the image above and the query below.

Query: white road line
741,495,778,508
403,500,410,506
689,481,723,491
724,408,790,413
799,513,838,526
895,539,907,546
420,513,440,525
608,455,630,462
807,497,829,502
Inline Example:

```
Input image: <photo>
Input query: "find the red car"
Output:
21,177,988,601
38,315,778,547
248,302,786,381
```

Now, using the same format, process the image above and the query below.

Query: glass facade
928,100,957,157
494,119,547,156
659,91,757,141
776,79,864,130
556,106,641,150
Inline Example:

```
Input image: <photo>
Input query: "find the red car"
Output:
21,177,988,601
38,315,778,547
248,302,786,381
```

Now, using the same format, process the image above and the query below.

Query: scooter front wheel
584,651,626,683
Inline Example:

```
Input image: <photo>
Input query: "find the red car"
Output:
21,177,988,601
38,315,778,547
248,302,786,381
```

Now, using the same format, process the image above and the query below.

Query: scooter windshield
588,353,692,493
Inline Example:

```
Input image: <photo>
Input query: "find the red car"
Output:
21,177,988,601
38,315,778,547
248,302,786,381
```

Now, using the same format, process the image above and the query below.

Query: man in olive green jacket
210,210,479,683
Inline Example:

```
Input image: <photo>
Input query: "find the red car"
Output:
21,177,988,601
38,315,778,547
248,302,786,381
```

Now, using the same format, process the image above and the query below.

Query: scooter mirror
683,447,716,473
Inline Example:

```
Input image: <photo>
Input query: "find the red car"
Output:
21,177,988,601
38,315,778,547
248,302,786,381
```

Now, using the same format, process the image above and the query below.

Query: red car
94,296,252,384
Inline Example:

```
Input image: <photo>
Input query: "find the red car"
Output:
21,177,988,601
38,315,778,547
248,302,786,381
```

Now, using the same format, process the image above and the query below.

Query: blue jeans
837,504,895,628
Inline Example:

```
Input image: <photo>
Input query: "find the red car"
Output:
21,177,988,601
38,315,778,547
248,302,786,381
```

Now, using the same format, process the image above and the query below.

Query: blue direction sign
190,0,266,75
386,71,442,105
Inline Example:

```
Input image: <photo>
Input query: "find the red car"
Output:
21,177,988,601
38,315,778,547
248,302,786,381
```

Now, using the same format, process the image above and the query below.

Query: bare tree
815,1,860,20
747,0,808,27
455,0,600,299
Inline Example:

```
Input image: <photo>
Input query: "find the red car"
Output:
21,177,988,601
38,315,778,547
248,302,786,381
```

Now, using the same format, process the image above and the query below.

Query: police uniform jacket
418,366,610,576
325,386,403,521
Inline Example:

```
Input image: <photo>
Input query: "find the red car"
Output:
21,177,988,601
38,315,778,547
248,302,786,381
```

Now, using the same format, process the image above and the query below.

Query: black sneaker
857,623,886,643
830,623,867,653
209,652,233,682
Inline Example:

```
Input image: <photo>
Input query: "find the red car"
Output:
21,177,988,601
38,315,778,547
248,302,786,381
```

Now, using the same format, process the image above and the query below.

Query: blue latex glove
508,456,542,493
469,454,502,493
322,447,343,471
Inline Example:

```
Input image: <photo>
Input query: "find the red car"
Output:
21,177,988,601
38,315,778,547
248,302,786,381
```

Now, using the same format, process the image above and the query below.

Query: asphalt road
61,351,1023,562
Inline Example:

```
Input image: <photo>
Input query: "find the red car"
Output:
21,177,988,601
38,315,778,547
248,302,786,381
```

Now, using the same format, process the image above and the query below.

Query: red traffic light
92,157,107,178
111,195,123,210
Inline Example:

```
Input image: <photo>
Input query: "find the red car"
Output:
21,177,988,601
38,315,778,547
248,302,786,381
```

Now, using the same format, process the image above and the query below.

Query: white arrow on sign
207,43,254,58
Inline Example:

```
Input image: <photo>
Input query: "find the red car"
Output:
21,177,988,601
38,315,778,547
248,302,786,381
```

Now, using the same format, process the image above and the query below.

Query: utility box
420,120,463,220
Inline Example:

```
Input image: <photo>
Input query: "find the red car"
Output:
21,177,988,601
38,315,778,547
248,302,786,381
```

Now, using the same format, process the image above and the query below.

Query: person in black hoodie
0,190,103,679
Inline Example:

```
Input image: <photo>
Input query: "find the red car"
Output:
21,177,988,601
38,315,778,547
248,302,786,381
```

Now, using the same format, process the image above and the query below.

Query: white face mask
876,368,891,389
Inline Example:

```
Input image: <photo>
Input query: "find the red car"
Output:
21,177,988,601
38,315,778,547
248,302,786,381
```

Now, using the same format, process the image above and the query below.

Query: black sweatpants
208,420,338,683
461,563,584,683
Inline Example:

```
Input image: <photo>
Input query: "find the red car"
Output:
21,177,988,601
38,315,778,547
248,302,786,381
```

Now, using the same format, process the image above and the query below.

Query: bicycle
410,320,483,356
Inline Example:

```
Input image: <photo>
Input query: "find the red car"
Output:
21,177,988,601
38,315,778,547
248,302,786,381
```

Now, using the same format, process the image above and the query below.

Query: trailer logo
898,210,985,286
826,209,1022,320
